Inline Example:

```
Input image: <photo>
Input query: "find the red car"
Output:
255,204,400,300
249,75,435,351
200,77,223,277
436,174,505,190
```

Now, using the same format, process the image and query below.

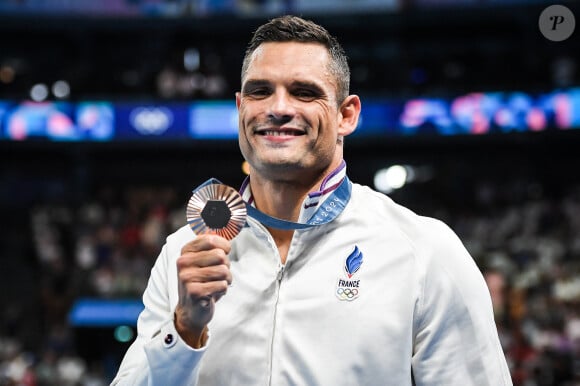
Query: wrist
174,311,208,349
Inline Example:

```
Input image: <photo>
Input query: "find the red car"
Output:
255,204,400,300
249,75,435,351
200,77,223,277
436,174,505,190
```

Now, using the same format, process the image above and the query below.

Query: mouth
255,128,306,137
259,130,304,137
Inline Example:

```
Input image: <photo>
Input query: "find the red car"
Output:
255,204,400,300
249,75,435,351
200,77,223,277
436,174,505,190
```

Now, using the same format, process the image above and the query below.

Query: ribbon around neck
193,177,352,230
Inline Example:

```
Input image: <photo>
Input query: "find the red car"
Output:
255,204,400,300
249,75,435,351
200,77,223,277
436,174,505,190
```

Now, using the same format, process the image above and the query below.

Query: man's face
236,42,346,183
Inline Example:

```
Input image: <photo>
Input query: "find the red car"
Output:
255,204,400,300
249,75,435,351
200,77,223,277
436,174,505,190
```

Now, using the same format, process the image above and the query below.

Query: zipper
268,263,285,386
276,265,285,282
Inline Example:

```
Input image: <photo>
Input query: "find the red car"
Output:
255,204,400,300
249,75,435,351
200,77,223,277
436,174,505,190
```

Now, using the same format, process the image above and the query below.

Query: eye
293,88,318,101
243,86,271,99
251,88,270,95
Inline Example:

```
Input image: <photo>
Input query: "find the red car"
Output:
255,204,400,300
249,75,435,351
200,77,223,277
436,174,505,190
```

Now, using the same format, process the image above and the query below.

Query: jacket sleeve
411,219,512,386
111,231,207,386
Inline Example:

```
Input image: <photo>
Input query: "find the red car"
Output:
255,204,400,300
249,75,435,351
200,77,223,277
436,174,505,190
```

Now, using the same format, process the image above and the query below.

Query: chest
211,223,420,341
198,224,420,385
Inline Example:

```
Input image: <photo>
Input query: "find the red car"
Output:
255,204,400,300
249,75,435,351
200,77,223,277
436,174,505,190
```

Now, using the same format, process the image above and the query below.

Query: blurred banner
2,87,580,142
0,0,400,17
69,299,144,327
0,0,553,18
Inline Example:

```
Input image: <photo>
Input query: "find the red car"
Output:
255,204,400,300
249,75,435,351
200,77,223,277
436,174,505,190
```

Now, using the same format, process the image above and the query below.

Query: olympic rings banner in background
1,87,579,142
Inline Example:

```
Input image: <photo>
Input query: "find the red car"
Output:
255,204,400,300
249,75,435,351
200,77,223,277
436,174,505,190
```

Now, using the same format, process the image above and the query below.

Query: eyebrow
241,79,270,94
242,79,325,94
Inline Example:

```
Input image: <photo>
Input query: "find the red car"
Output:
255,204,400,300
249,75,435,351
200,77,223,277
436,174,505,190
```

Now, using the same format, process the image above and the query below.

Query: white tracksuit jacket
112,180,512,386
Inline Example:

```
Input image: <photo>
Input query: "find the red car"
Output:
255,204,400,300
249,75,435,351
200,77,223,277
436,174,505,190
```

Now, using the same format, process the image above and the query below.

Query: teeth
261,130,301,136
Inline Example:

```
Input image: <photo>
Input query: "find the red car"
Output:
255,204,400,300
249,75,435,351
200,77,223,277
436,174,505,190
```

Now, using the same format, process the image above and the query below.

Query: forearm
113,228,206,385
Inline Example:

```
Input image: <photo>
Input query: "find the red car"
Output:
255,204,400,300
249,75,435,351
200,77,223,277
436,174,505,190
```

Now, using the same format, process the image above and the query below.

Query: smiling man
112,15,513,386
235,38,360,265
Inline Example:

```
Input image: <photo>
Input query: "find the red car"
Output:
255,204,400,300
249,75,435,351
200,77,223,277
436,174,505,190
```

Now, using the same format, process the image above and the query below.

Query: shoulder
350,185,492,319
349,183,478,275
350,183,455,245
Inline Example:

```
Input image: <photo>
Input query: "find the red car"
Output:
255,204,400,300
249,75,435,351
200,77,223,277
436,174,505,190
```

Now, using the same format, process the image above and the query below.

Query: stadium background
1,0,580,384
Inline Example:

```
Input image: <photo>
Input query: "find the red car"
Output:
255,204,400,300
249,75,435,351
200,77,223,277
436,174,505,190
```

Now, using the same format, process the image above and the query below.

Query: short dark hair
241,15,350,104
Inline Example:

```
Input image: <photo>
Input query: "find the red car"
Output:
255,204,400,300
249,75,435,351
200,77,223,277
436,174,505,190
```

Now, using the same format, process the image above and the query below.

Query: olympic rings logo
336,287,359,300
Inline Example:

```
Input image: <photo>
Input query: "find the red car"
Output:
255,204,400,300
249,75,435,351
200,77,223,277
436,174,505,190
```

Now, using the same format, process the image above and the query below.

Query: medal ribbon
194,177,352,230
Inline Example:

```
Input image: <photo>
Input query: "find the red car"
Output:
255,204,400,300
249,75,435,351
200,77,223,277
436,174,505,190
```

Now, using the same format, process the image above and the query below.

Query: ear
337,95,361,137
235,92,242,109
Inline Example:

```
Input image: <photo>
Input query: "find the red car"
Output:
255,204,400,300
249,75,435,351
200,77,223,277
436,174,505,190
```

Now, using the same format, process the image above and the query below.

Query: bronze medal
186,183,247,240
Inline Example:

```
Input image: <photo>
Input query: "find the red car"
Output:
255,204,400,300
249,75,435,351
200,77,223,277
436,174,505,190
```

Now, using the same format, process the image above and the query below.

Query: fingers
178,248,231,272
182,262,231,282
181,234,231,255
182,279,230,301
174,231,234,344
177,234,233,301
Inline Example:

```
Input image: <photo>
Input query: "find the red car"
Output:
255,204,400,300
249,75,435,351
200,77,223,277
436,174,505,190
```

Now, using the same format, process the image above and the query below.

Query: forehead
244,41,334,86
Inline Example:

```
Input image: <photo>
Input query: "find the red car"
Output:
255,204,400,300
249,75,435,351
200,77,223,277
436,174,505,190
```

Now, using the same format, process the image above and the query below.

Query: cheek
315,104,339,127
316,111,340,138
238,104,263,131
237,105,248,126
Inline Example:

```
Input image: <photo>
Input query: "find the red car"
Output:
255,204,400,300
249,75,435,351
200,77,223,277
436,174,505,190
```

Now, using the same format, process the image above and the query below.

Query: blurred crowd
456,181,580,386
1,179,579,385
0,185,187,385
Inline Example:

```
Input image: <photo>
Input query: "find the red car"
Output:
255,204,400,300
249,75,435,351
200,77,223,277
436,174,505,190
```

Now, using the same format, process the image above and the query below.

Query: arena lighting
241,161,250,175
0,65,15,84
114,325,135,343
374,165,409,194
30,83,49,102
52,80,70,99
184,48,200,72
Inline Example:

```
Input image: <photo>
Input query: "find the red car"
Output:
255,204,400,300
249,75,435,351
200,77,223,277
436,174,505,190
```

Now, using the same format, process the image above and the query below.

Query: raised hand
174,234,232,348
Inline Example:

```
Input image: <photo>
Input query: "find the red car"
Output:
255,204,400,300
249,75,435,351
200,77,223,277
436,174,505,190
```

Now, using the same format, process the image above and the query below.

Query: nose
267,89,295,124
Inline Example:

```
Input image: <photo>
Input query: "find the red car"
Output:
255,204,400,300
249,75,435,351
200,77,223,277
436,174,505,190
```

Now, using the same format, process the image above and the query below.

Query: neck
246,159,346,263
248,169,329,265
250,179,309,265
247,159,347,221
250,177,308,222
